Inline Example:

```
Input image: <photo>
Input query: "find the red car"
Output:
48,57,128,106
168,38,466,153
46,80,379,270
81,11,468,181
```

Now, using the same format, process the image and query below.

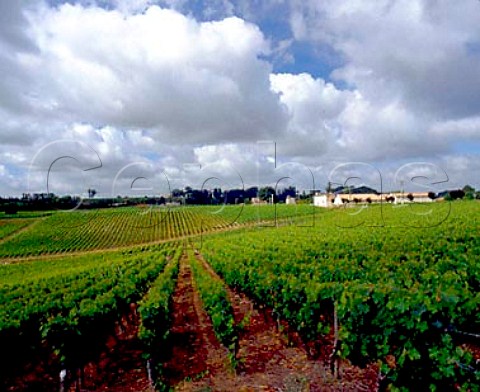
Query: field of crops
0,207,224,258
0,201,479,391
1,242,182,389
0,219,34,240
201,201,480,390
0,204,318,258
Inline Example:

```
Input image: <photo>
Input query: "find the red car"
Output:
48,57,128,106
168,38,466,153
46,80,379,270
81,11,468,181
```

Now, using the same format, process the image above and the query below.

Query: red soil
161,255,231,388
6,251,381,391
180,252,380,391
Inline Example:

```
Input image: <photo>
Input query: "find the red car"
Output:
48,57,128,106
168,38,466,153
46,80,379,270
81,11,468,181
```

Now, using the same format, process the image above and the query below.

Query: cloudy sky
1,0,480,197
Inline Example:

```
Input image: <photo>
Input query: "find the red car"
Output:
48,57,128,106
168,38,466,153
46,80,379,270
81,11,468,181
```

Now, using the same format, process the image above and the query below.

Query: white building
313,193,333,208
286,195,296,205
314,192,434,207
333,194,345,206
391,192,433,204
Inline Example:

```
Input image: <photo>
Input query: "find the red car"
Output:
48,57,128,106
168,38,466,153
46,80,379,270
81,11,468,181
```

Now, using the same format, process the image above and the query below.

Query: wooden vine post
330,299,339,378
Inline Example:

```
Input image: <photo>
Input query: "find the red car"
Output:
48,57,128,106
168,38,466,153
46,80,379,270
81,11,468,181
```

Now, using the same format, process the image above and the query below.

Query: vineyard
0,204,318,258
0,201,479,391
0,207,226,258
0,218,39,241
201,201,480,390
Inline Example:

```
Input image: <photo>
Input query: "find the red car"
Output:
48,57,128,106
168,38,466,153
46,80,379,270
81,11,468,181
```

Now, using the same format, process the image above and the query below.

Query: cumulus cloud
271,72,348,157
1,0,479,196
270,72,447,161
19,4,287,143
430,116,480,140
291,0,480,118
0,2,288,195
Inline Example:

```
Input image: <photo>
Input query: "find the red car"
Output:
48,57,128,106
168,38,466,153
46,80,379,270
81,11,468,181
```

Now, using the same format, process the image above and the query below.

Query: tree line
0,186,301,214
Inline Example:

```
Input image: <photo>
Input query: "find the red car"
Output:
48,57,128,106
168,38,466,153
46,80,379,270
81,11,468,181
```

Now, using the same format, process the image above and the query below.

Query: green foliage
0,219,32,240
0,207,227,257
137,247,181,388
189,251,237,356
0,205,320,258
258,186,275,201
201,202,480,390
0,244,179,369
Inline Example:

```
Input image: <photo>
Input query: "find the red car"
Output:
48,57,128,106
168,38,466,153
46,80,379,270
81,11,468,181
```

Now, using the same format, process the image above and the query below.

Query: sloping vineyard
201,203,320,225
0,204,323,259
0,207,227,258
0,219,35,240
200,202,480,391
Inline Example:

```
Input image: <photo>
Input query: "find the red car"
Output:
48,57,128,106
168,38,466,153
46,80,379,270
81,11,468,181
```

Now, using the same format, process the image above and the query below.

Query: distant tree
462,185,475,200
449,189,465,200
366,197,372,204
245,187,258,199
172,189,184,198
407,193,414,202
277,186,296,202
299,190,309,200
428,192,436,200
87,188,97,198
5,203,18,215
258,186,275,202
210,188,223,204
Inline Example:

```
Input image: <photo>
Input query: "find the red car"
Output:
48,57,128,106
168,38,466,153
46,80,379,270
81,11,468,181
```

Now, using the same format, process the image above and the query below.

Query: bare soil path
185,251,380,392
162,254,232,390
78,307,151,392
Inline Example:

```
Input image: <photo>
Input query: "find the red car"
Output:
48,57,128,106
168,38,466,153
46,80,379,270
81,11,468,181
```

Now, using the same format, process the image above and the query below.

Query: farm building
285,195,296,205
313,193,332,207
336,193,383,204
313,192,382,207
251,197,265,205
389,192,433,204
313,192,434,207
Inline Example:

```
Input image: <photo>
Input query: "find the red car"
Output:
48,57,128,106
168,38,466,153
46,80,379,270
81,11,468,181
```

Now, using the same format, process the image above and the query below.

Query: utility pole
401,180,405,205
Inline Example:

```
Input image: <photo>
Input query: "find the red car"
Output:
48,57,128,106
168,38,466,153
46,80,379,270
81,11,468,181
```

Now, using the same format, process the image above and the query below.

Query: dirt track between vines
3,250,379,391
180,252,380,392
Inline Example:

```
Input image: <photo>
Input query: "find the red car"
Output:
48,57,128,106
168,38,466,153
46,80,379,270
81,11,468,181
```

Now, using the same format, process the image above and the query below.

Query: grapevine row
0,243,180,389
189,250,237,357
201,203,480,390
138,247,182,388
